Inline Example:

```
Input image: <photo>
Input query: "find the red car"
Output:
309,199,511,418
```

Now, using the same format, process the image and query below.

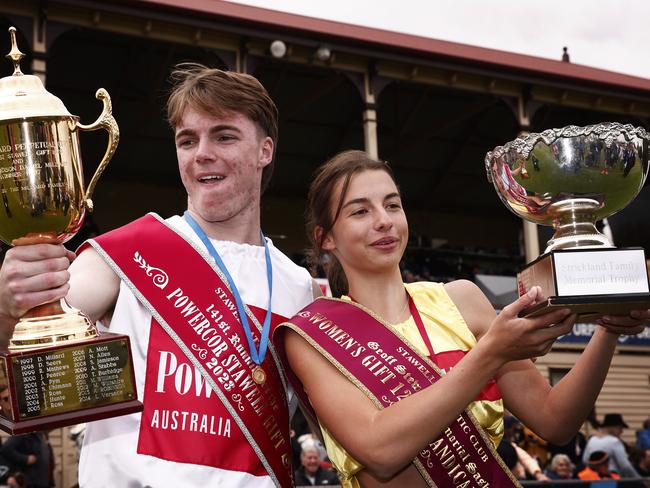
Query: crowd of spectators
499,412,650,483
291,410,650,486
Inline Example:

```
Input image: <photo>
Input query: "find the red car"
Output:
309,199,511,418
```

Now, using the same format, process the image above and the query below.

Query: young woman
275,150,647,488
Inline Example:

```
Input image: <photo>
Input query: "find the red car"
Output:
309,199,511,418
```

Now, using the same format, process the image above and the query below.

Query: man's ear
259,136,274,169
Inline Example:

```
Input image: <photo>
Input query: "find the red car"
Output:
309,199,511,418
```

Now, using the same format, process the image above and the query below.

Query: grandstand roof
130,0,650,94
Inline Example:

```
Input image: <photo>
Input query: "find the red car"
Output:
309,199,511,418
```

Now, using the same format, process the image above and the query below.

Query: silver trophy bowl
485,123,649,252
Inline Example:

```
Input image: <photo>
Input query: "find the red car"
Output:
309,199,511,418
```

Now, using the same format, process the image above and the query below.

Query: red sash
275,297,520,488
81,213,292,487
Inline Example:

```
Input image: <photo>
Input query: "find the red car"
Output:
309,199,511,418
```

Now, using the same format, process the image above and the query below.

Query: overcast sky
227,0,650,80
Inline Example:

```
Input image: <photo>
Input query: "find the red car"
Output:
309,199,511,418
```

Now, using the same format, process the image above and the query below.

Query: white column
362,72,378,159
516,96,540,262
31,21,47,84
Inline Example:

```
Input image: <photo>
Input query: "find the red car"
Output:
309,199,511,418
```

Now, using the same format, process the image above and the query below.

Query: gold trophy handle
76,88,119,212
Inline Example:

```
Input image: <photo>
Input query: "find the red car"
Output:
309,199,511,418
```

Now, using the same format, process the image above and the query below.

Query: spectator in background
544,453,574,480
512,443,550,482
500,415,550,482
5,472,27,488
521,425,549,467
401,268,416,284
583,413,639,478
634,448,650,477
294,446,339,486
1,432,52,488
578,451,620,481
548,431,586,473
297,433,327,463
637,417,650,451
0,385,12,419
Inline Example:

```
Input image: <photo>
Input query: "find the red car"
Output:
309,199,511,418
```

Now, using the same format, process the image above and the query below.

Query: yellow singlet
319,281,504,488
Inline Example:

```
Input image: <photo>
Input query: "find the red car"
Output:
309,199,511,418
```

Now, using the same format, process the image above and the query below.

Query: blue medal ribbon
183,211,273,368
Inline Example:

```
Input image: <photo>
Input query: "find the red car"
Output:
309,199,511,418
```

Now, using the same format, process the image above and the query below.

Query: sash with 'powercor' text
82,213,292,487
276,297,520,488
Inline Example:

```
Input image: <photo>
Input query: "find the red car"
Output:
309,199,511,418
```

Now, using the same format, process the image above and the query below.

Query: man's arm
67,247,120,323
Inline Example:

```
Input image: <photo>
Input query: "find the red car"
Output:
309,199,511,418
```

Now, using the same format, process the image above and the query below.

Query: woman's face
554,458,571,478
321,169,408,276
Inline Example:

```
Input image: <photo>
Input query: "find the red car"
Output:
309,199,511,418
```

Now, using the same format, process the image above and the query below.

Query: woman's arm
285,285,573,480
495,328,617,444
452,282,648,444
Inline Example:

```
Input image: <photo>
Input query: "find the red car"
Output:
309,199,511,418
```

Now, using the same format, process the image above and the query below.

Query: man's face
301,450,320,476
0,388,11,418
175,107,273,225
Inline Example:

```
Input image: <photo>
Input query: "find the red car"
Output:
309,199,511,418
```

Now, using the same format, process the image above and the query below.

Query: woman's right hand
0,243,75,323
481,286,576,363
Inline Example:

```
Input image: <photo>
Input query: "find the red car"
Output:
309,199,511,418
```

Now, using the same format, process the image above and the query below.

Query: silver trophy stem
545,198,613,252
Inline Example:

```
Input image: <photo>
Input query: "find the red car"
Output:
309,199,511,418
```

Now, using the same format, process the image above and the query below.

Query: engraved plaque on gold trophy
485,123,650,319
0,28,142,434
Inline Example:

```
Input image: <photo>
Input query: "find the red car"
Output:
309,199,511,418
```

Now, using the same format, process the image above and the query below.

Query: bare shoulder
443,279,496,338
284,327,323,375
283,327,352,406
68,247,120,322
443,279,492,311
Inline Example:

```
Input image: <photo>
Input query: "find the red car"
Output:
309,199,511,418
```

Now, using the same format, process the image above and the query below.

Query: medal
252,365,267,385
184,212,274,382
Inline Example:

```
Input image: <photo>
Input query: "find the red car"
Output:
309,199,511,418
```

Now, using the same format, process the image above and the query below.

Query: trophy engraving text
12,339,135,420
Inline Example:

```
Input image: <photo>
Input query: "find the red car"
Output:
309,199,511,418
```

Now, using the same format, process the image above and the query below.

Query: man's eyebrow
209,124,242,134
175,124,242,140
174,128,194,140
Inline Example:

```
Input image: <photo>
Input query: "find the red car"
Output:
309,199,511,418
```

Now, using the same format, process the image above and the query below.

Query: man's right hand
0,244,75,324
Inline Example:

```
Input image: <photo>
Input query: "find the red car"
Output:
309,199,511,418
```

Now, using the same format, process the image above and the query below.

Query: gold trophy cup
0,28,141,433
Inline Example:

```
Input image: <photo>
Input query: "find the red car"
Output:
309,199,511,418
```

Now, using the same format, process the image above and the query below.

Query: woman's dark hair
306,150,397,297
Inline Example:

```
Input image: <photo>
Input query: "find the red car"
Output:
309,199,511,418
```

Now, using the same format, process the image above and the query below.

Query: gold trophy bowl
0,27,141,434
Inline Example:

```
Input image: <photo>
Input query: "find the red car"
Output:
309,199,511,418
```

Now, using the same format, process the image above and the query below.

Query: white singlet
78,215,313,487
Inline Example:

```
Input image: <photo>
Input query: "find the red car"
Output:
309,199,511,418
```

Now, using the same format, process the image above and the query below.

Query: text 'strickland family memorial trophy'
486,123,650,318
0,28,141,433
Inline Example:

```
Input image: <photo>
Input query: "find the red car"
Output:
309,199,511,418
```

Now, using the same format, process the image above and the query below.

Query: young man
0,64,316,487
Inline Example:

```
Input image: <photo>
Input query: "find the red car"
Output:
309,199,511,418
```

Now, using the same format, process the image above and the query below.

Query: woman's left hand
596,309,650,335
